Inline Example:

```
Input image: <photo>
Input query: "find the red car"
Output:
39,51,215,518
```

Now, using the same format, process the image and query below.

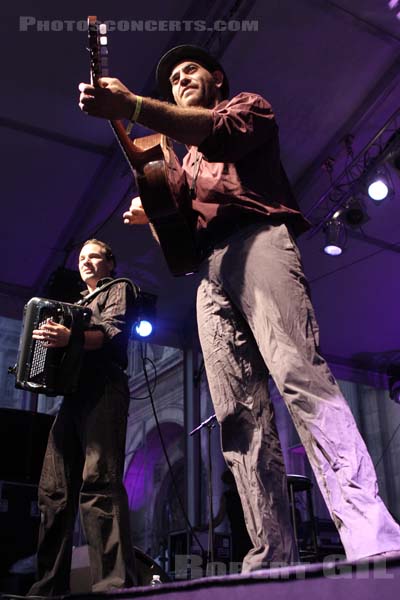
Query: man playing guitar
79,44,400,572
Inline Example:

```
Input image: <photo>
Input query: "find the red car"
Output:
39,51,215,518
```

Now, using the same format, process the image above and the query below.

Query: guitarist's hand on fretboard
123,196,149,226
78,77,135,121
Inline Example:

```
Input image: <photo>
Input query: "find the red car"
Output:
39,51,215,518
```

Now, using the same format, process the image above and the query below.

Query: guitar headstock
87,15,109,85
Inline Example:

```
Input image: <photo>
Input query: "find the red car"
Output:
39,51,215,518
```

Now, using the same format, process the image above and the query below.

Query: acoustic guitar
87,15,199,276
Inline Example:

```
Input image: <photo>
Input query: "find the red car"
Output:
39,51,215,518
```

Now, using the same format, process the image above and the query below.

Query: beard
176,82,220,109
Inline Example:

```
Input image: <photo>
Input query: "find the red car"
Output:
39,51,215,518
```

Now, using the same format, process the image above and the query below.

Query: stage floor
2,554,400,600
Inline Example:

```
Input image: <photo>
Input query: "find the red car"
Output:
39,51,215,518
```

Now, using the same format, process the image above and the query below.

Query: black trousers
28,371,136,595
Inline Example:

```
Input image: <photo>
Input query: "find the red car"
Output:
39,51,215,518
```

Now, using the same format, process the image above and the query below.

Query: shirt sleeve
91,282,134,344
198,92,278,163
90,281,137,368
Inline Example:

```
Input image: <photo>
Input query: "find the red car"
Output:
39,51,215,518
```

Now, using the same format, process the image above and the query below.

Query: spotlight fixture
333,197,369,228
323,218,346,256
132,291,157,339
367,169,391,202
135,320,153,338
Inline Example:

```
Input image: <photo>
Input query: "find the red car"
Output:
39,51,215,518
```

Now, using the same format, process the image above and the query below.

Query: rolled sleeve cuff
198,92,277,162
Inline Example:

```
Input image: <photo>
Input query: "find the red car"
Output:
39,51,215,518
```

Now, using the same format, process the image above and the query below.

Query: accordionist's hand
32,318,71,348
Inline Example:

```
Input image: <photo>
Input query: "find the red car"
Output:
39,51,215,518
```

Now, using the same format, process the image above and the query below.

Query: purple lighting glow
324,244,343,256
124,422,183,511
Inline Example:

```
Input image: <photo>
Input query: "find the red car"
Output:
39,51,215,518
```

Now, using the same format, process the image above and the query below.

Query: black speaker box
0,481,39,575
0,408,54,484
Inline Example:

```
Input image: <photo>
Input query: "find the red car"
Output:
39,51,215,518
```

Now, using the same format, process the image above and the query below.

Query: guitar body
133,134,199,276
87,16,199,276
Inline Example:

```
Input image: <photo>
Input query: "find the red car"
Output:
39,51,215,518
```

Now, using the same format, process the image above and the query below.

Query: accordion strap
77,277,140,306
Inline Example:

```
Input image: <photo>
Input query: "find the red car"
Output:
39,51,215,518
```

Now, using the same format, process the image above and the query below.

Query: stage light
367,177,389,201
131,292,157,339
343,198,369,227
366,131,399,203
323,219,346,256
333,197,369,229
311,118,399,239
135,320,153,338
367,167,393,202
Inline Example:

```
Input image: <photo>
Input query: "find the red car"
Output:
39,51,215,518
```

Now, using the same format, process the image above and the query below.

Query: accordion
14,297,92,396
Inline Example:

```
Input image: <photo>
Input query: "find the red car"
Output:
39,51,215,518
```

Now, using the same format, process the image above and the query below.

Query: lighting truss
305,107,400,238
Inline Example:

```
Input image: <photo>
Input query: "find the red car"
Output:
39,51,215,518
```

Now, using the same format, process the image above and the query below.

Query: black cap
156,44,229,102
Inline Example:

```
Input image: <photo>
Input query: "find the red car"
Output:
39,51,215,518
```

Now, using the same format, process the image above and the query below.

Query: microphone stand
190,414,217,575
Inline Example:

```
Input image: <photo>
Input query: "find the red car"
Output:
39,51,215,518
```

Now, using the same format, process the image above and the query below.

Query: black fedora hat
156,44,229,102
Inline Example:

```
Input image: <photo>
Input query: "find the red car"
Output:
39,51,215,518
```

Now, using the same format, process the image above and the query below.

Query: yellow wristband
126,95,143,134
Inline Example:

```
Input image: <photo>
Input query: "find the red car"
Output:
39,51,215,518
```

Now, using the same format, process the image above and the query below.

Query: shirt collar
80,277,114,297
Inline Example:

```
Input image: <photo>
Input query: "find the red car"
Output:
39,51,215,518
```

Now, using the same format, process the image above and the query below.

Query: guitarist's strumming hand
123,196,149,225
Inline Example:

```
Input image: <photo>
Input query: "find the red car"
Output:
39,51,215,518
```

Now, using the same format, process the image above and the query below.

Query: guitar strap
189,150,203,199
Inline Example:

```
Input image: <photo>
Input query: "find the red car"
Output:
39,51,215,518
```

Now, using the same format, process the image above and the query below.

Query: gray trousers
196,222,400,572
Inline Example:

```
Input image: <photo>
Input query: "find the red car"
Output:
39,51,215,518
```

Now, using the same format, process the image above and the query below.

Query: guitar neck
86,15,198,276
87,16,165,172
